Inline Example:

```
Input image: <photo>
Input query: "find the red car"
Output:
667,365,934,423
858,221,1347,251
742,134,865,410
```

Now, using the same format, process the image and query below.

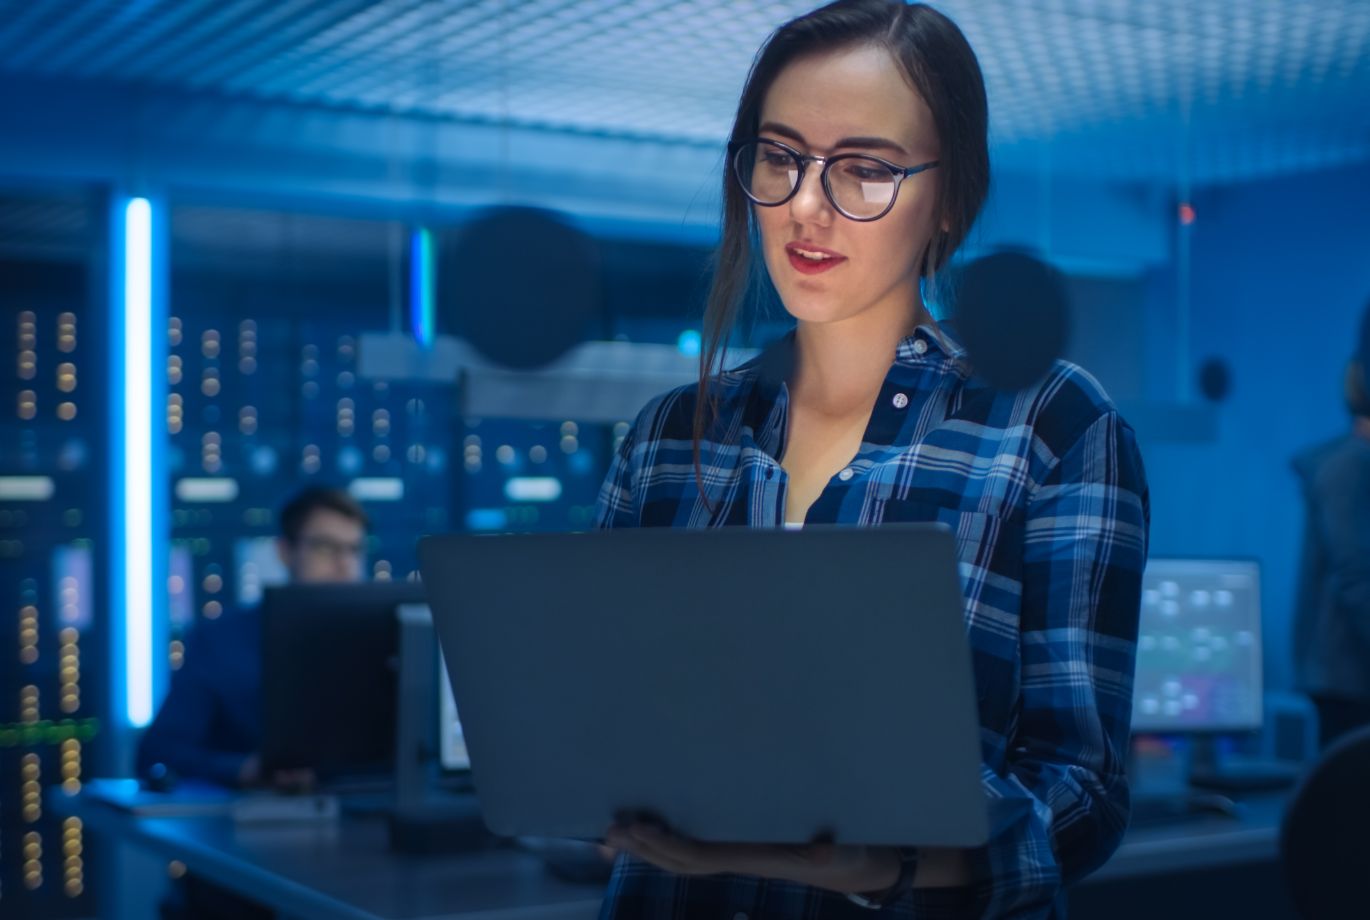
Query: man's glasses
729,137,939,222
297,536,365,560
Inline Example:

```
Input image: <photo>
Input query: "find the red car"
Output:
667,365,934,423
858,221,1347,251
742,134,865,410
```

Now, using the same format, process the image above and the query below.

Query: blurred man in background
137,486,369,788
1293,302,1370,749
137,486,368,920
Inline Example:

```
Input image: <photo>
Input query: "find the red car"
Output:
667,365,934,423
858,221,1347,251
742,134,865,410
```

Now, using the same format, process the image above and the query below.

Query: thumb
806,829,837,865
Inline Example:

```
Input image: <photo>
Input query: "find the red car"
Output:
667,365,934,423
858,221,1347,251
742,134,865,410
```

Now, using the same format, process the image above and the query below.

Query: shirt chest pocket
871,497,1021,575
871,496,1024,735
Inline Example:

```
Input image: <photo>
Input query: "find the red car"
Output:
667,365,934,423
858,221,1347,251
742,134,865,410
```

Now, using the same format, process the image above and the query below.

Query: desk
56,787,1293,920
1069,794,1295,920
1088,794,1283,882
52,790,605,920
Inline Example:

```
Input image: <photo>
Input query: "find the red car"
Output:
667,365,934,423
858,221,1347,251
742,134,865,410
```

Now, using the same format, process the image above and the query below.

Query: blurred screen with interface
1131,558,1263,734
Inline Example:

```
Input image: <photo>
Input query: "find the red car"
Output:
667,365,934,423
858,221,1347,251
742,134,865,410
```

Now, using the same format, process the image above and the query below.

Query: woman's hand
604,820,900,895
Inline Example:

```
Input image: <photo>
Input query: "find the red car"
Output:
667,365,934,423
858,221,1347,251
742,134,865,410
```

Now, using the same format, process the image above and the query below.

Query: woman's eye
846,164,887,181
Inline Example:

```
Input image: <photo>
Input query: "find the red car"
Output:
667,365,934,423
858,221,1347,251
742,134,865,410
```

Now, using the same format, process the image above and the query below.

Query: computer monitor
1131,558,1263,734
438,648,471,772
260,582,426,781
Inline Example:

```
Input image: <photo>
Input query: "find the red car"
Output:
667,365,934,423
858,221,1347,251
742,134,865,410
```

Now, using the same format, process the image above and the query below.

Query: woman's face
753,44,942,331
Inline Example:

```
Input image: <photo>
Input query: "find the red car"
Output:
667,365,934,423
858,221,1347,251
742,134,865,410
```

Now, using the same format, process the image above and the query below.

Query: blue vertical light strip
111,196,168,728
410,227,436,348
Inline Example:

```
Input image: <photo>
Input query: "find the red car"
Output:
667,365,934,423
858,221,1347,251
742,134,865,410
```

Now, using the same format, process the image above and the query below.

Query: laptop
418,525,988,847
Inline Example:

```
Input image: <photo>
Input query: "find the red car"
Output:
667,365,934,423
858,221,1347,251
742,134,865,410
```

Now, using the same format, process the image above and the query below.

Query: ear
275,538,292,571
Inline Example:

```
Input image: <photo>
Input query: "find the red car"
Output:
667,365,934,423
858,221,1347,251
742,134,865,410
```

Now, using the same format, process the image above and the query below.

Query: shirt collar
734,331,794,443
728,317,971,449
896,319,970,370
745,317,970,386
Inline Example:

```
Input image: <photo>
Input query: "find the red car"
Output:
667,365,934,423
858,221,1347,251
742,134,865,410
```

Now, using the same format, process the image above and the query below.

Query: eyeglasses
297,536,365,560
729,137,939,222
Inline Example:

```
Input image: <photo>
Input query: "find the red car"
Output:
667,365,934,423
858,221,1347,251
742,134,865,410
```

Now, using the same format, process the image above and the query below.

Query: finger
728,842,851,885
614,808,669,830
616,837,707,876
806,829,837,866
623,828,721,876
604,822,652,849
804,841,836,867
628,826,706,866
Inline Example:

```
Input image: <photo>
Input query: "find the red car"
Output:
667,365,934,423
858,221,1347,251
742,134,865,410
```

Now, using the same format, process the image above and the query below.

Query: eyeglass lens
734,141,898,219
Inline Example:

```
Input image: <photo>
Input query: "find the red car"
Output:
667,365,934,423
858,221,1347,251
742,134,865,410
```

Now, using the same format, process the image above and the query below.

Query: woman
596,1,1149,916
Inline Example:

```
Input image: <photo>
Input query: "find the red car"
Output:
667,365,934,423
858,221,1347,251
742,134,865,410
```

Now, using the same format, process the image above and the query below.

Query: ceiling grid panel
0,0,1364,184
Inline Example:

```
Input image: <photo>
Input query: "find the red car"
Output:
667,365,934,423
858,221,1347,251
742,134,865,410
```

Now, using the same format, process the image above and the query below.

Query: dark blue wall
1143,160,1370,691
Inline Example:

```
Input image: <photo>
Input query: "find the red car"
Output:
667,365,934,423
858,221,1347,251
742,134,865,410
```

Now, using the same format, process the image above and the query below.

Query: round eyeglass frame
728,137,940,222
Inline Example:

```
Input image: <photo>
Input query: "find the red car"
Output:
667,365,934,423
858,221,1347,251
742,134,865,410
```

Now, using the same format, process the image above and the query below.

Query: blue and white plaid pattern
593,323,1150,919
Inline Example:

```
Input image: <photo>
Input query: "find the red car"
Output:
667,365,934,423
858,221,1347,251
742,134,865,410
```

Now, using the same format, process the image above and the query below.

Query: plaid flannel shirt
593,322,1150,919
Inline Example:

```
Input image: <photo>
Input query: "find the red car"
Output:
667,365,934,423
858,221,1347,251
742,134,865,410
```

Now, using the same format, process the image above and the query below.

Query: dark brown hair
693,0,991,495
279,486,369,544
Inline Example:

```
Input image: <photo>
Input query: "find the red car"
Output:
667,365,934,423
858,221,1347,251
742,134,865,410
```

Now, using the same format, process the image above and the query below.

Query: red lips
785,241,847,275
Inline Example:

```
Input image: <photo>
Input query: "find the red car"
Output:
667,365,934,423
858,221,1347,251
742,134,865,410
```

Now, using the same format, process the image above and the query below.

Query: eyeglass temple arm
901,160,940,177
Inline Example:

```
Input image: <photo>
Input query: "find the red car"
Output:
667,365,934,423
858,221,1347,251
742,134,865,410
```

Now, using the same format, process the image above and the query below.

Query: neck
791,296,934,417
1354,417,1370,441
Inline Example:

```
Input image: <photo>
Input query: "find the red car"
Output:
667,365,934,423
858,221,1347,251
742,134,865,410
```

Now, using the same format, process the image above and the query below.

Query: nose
787,163,833,227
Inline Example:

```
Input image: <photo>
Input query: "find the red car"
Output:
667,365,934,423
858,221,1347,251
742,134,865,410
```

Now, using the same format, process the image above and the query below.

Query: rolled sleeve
594,413,642,531
966,410,1150,917
594,390,680,531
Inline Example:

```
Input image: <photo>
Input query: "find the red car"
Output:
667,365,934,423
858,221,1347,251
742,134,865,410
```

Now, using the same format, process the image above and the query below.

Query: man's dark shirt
137,607,262,787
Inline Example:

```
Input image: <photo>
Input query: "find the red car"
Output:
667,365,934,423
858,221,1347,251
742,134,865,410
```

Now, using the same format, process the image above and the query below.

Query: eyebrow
757,121,911,157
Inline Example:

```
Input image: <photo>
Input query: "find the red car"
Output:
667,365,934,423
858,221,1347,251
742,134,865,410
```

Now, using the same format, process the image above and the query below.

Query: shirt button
838,467,854,481
892,392,909,409
912,338,928,356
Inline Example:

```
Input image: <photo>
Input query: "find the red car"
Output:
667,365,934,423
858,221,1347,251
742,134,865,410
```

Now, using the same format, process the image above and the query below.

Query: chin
765,256,852,323
775,286,859,325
